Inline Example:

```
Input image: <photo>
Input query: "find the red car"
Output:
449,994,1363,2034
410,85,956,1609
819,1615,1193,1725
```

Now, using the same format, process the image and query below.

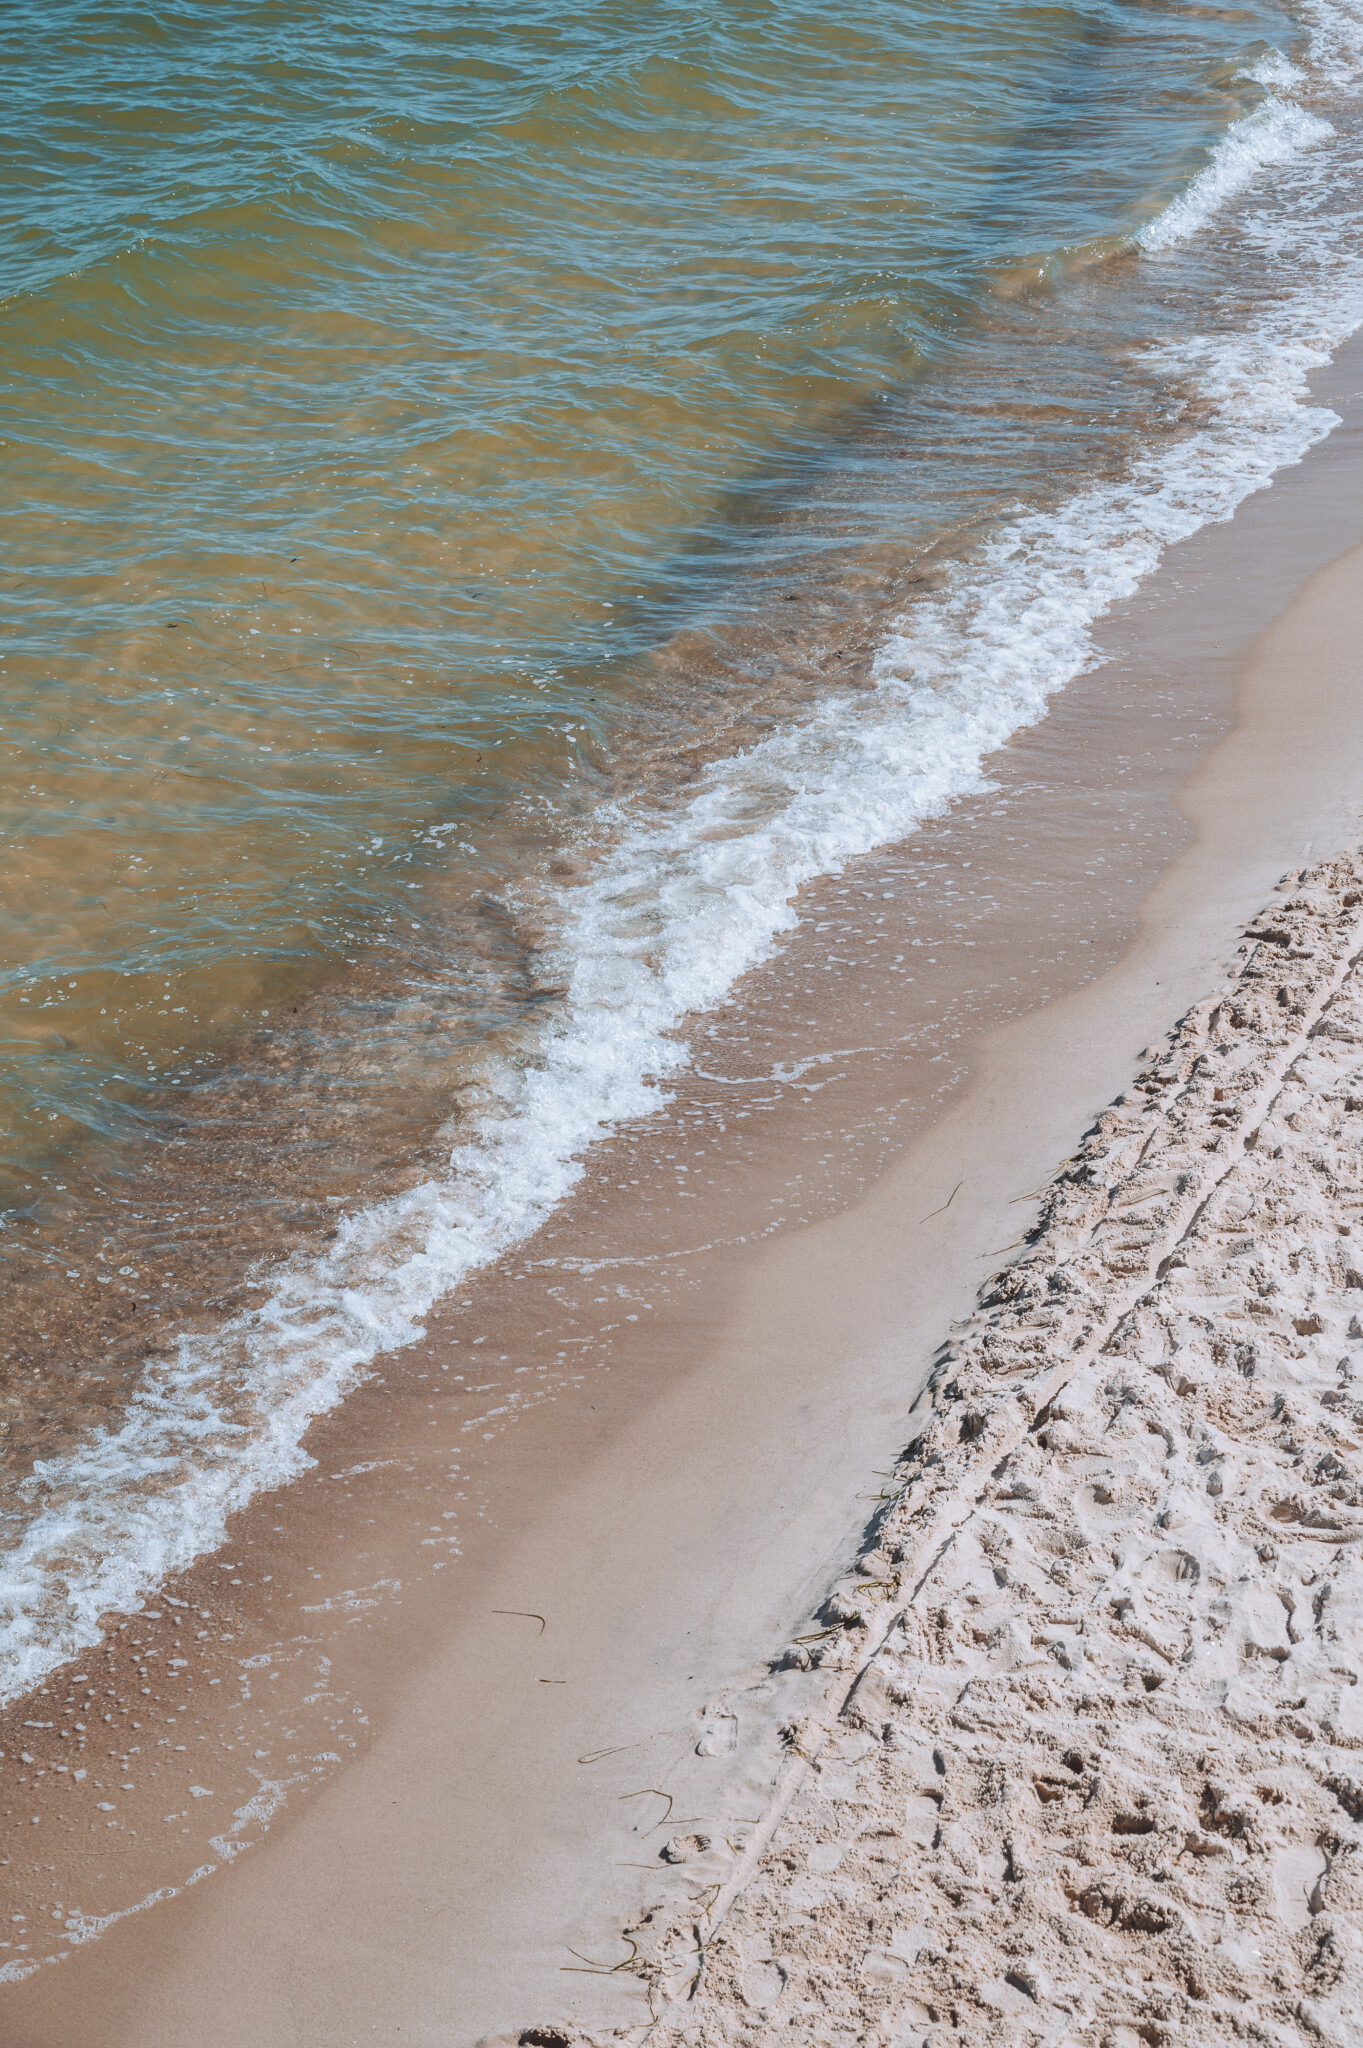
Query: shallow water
1,0,1302,1177
4,0,1363,1698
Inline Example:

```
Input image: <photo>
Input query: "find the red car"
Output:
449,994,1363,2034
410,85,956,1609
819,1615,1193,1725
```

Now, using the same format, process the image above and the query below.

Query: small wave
1140,60,1332,251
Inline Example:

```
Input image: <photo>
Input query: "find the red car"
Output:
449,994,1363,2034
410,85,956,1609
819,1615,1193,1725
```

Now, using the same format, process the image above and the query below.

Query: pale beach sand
5,356,1363,2045
634,848,1363,2047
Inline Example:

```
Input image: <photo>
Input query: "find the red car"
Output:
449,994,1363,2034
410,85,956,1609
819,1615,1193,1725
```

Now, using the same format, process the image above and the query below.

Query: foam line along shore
3,16,1363,1706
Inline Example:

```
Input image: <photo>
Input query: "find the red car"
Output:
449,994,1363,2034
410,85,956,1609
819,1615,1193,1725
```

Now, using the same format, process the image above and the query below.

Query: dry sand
624,851,1363,2048
4,355,1363,2045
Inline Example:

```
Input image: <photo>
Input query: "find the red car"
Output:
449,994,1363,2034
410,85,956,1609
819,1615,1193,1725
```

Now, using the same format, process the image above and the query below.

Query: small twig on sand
1009,1157,1072,1203
620,1788,674,1825
920,1180,963,1224
561,1936,641,1976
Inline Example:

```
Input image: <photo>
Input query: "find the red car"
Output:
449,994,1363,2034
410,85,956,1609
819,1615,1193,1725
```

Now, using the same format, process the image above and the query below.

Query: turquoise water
1,0,1298,1187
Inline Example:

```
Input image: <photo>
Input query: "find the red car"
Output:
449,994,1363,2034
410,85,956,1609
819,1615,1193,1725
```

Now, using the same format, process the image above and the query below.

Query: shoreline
4,344,1363,2039
10,156,1363,1703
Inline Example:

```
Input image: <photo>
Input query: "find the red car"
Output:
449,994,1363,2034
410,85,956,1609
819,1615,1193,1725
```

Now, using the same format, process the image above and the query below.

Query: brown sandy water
0,229,1341,1539
2,332,1363,2041
0,260,1195,1458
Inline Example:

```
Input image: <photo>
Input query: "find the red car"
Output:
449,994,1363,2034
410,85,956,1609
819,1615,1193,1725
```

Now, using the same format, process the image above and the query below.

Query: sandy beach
640,847,1363,2046
4,331,1363,2048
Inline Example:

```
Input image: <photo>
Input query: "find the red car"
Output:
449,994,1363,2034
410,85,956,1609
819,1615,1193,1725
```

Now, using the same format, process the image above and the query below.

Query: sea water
3,0,1363,1694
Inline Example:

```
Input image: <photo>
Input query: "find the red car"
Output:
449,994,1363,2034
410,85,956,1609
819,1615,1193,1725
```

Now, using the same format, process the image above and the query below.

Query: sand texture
581,852,1363,2047
12,475,1363,2042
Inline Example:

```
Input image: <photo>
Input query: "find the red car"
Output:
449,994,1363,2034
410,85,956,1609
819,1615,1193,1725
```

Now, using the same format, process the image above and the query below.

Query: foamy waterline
1139,57,1332,251
3,31,1363,1704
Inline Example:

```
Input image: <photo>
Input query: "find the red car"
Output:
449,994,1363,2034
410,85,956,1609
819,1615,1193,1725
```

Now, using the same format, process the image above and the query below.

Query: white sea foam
4,14,1363,1704
1139,60,1332,252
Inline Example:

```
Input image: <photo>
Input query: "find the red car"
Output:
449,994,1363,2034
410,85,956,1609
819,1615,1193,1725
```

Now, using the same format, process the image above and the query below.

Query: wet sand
3,340,1363,2042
